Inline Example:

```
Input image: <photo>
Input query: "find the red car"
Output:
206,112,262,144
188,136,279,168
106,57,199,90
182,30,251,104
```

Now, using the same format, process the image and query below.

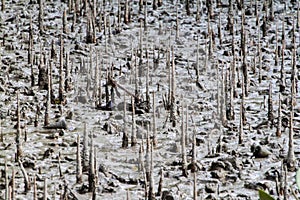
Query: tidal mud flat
0,0,299,199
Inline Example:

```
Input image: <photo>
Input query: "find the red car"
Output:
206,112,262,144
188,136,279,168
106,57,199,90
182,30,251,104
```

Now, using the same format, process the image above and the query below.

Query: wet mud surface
0,0,300,199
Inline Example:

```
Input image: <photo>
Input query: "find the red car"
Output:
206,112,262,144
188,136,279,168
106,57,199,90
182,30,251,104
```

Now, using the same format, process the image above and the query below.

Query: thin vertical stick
98,52,103,106
220,64,227,126
239,102,243,144
297,1,300,29
185,104,188,145
181,104,188,177
276,94,282,137
33,175,37,200
196,36,199,82
218,14,222,45
19,159,31,192
63,8,68,34
44,67,50,127
167,48,171,105
11,167,15,200
280,36,285,93
76,134,82,183
0,118,3,143
269,0,274,21
144,0,147,31
93,146,98,199
275,22,279,67
258,29,262,83
104,13,108,53
1,0,5,11
152,92,157,147
16,91,23,161
58,152,62,177
65,53,71,92
286,80,296,171
49,61,53,100
145,124,150,181
135,49,139,98
157,168,163,197
268,83,274,128
185,0,190,15
29,15,34,66
31,64,34,87
176,2,179,40
82,122,88,170
59,35,64,102
216,63,221,117
196,0,201,22
139,21,143,68
88,132,96,192
282,14,285,51
105,69,109,107
5,159,8,200
122,94,129,148
39,0,44,35
131,97,137,147
93,51,99,101
193,171,197,200
124,0,129,24
146,48,150,105
283,165,288,199
190,125,197,173
241,74,246,126
141,140,148,198
170,46,176,127
148,141,154,200
138,143,144,172
43,178,47,200
242,31,248,96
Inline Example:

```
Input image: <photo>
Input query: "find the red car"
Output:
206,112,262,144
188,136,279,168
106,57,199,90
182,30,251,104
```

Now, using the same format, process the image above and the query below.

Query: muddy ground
0,0,300,199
